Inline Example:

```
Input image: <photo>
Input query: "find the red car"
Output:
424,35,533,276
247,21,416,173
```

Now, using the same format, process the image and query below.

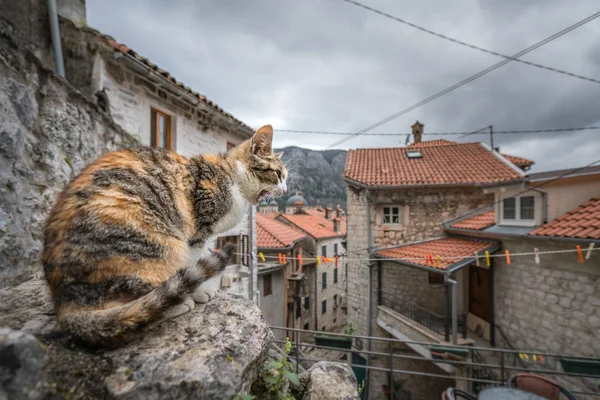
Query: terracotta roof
407,139,455,148
256,213,306,249
377,237,495,270
530,196,600,239
305,208,347,222
74,24,252,132
344,142,523,187
502,154,534,168
451,210,496,231
278,213,346,240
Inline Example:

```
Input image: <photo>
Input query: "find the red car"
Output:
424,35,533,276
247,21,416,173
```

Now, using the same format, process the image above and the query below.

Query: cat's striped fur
42,125,287,346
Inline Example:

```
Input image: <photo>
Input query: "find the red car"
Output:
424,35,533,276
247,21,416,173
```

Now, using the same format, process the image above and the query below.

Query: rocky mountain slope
274,146,348,210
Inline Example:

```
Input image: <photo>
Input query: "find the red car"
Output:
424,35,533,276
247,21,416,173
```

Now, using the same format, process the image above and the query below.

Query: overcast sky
87,0,600,172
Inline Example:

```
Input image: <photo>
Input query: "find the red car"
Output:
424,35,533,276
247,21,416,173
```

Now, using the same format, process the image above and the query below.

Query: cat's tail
57,244,235,347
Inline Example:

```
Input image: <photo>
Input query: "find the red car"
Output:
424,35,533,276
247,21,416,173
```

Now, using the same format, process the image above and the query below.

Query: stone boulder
0,279,273,399
298,362,359,400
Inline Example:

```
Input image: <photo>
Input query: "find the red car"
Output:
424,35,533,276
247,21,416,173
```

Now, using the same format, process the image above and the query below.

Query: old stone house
343,122,540,399
0,0,258,298
256,213,308,340
277,204,348,335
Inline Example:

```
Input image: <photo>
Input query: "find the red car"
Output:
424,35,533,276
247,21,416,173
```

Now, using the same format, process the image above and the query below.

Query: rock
0,279,273,399
0,328,47,400
298,362,359,400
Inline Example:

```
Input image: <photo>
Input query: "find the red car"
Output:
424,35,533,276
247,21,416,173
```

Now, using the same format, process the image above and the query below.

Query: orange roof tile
502,153,534,168
377,237,495,269
278,213,346,240
256,213,306,249
530,196,600,239
344,142,523,187
451,210,496,230
74,24,252,133
407,139,455,148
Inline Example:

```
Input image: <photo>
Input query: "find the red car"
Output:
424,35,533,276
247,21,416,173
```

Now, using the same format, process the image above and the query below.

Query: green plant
233,393,256,400
346,321,357,337
262,337,299,400
357,379,365,396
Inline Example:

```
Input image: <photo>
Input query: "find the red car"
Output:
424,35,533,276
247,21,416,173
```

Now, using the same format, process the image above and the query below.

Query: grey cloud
87,0,600,172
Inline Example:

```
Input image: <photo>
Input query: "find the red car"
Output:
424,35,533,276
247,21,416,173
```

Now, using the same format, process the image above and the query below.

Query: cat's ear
251,125,273,157
275,151,284,159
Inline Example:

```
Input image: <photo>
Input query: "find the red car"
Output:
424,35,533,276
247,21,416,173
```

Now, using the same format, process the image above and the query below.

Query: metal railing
380,293,467,341
270,326,600,400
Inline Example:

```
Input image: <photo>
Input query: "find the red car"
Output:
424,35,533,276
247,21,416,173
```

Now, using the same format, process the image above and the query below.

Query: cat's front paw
192,283,218,304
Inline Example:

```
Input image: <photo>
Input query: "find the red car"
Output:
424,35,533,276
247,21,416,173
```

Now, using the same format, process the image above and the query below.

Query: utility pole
489,125,494,150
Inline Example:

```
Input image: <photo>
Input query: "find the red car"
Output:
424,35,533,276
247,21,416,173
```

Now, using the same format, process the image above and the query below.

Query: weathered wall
257,268,285,339
0,19,137,287
316,236,347,332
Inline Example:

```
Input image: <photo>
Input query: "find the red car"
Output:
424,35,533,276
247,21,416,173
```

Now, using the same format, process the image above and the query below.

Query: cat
42,125,287,346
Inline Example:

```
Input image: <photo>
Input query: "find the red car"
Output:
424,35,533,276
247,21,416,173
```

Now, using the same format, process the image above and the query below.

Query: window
321,245,327,258
503,198,516,220
334,294,338,306
520,196,535,220
334,268,338,284
406,150,422,159
151,108,172,150
383,207,400,224
502,196,535,223
322,272,327,289
304,296,310,310
263,274,272,296
322,300,327,314
227,142,236,151
334,243,338,256
216,236,239,264
333,317,337,324
304,323,310,330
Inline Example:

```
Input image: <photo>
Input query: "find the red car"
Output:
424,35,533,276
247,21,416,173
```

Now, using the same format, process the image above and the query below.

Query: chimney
294,201,303,214
325,207,333,220
336,205,342,219
333,217,340,233
411,121,424,144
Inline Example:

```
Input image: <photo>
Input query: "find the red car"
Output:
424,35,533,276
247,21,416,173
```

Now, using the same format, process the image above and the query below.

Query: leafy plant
233,393,256,400
262,338,299,400
346,321,357,337
357,379,365,396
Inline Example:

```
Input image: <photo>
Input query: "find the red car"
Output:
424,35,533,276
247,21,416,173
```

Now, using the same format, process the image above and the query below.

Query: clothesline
202,243,598,266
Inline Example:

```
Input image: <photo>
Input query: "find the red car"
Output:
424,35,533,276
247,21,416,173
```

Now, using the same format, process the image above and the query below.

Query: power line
346,158,600,256
325,10,600,149
274,126,600,136
340,0,600,85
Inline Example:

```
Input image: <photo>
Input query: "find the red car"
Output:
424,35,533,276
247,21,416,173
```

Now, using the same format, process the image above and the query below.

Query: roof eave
344,176,526,190
445,226,600,245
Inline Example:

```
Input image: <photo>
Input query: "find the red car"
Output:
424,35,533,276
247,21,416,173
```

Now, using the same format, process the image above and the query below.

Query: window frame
150,107,172,150
322,272,327,290
304,296,310,310
333,243,338,256
321,245,327,258
501,195,536,226
321,300,327,315
216,235,240,264
382,206,401,224
334,268,338,284
263,274,272,296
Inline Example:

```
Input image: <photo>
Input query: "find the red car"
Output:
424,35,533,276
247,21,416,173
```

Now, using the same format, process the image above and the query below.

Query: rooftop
344,141,524,187
450,210,496,231
530,195,600,240
527,165,600,182
278,212,346,240
501,153,534,169
376,237,498,271
256,213,306,249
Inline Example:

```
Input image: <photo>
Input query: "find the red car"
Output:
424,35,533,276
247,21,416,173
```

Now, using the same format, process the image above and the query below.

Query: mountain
274,146,348,210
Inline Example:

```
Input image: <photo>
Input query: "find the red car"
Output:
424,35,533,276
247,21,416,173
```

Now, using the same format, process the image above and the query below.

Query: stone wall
495,238,600,395
0,18,137,287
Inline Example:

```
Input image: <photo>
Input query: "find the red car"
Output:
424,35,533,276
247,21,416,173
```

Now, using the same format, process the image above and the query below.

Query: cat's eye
274,170,282,180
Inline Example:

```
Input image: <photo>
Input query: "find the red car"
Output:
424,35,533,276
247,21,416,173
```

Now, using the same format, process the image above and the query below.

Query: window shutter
242,235,249,266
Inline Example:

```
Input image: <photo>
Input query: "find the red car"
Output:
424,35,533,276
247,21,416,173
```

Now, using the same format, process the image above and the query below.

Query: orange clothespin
298,253,303,266
335,255,339,267
259,252,266,262
283,254,287,263
538,355,544,363
505,250,511,265
485,251,490,267
576,245,584,263
278,254,283,264
322,256,328,265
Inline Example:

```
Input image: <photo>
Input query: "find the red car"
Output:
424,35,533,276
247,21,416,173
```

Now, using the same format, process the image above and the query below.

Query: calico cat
42,125,287,346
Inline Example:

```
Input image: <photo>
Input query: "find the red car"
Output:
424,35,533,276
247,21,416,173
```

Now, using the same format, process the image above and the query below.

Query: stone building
285,192,308,214
0,0,258,299
256,213,308,340
258,199,280,214
343,123,538,399
277,204,348,334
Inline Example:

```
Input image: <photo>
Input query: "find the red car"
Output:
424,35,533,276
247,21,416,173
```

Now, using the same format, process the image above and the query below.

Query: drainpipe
444,274,458,345
526,185,548,224
47,0,65,78
365,188,373,399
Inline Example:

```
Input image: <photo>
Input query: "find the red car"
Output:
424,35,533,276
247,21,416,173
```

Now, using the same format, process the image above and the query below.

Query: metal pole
295,327,299,375
489,125,494,150
365,189,373,400
388,342,393,400
47,0,65,77
445,275,458,345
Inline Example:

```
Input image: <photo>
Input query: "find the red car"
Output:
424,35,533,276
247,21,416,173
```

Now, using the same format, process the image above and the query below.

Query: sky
87,0,600,172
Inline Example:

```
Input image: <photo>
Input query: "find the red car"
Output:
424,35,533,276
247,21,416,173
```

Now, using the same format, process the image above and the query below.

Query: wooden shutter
241,235,249,266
